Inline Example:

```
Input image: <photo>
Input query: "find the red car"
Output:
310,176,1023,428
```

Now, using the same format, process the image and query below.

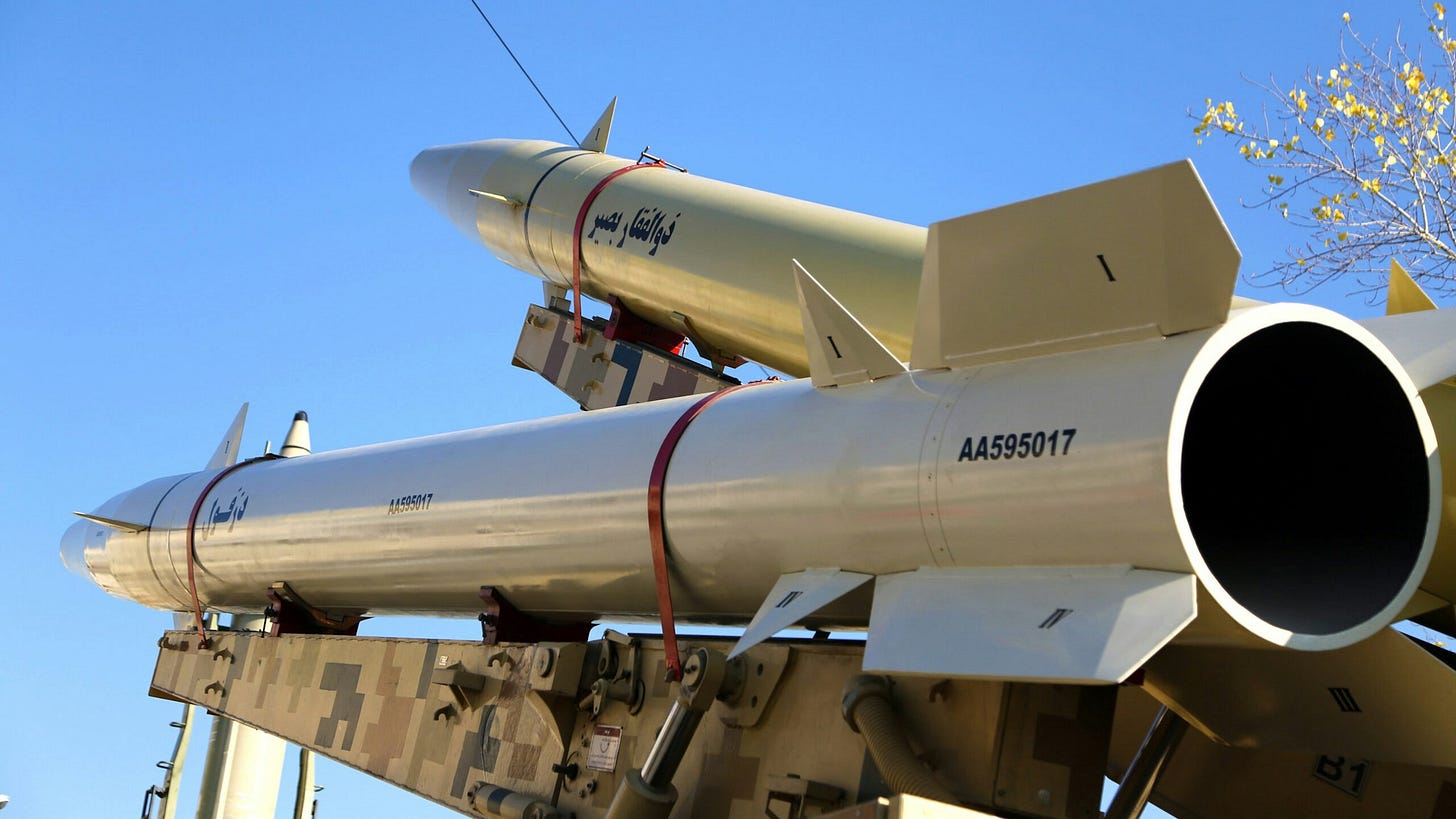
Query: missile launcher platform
148,617,1456,819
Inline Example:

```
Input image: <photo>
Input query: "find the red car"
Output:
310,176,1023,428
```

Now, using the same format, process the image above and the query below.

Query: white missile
63,160,1456,684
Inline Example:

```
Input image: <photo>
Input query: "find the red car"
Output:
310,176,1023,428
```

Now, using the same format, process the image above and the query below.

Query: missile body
63,304,1440,654
410,139,924,376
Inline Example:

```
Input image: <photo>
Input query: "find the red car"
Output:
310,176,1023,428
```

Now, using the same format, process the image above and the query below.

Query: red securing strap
571,161,667,342
647,383,756,681
184,456,272,648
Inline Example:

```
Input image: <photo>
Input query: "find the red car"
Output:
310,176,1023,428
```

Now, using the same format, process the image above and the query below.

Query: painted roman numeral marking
1038,608,1073,629
775,590,803,609
1328,687,1361,713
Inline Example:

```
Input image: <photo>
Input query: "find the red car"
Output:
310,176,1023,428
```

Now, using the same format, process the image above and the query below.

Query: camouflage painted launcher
512,301,736,411
150,628,1118,818
150,627,1456,818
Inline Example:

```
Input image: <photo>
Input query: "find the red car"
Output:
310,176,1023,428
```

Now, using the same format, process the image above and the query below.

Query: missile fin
864,566,1195,684
72,511,149,533
728,569,874,659
1387,259,1438,315
793,260,907,388
204,403,249,471
579,97,617,153
1144,627,1456,767
910,160,1239,371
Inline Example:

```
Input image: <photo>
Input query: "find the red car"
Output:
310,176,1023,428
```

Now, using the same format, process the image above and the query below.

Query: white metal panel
863,566,1196,684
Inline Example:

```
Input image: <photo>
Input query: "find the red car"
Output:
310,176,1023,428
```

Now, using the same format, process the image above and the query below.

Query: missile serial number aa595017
386,493,433,515
958,429,1077,461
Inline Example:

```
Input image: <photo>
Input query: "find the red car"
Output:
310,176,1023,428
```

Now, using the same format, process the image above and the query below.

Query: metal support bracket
478,587,592,645
266,581,366,636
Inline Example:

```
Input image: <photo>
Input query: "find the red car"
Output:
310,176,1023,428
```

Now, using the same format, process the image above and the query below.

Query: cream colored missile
411,134,923,376
411,117,1242,378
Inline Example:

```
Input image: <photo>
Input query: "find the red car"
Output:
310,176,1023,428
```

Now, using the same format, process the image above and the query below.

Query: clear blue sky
0,2,1433,816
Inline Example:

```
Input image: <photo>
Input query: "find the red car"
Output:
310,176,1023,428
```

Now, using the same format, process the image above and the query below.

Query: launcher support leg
604,647,744,819
1105,705,1188,819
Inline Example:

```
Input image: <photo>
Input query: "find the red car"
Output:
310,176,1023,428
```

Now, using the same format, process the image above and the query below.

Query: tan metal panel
1109,686,1456,819
1142,627,1456,767
910,161,1238,371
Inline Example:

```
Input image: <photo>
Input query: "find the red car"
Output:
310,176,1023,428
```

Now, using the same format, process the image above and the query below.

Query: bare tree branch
1194,4,1456,299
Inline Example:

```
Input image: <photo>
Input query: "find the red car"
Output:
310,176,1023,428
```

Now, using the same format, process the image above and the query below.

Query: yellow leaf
1343,11,1351,21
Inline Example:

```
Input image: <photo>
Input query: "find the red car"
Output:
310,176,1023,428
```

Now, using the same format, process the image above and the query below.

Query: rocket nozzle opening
1179,320,1433,646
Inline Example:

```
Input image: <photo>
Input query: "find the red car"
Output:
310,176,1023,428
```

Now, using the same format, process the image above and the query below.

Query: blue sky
0,2,1436,816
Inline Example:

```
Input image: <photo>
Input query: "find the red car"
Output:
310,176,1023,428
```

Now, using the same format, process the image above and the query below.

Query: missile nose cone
410,145,462,223
410,140,522,244
60,518,95,580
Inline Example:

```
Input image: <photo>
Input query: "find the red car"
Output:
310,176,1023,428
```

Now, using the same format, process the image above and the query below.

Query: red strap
184,457,271,647
571,161,666,342
647,383,755,680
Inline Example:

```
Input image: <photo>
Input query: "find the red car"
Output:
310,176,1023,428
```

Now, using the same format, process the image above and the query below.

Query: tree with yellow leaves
1196,5,1456,298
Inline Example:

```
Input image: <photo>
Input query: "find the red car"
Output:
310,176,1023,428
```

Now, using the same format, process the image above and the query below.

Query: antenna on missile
469,1,580,145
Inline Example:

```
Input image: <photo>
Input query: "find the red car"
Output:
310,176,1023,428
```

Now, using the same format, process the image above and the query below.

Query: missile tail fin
793,260,907,387
579,97,617,153
864,566,1196,684
728,569,874,658
1387,259,1438,315
204,403,249,471
910,160,1239,371
1145,627,1456,767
